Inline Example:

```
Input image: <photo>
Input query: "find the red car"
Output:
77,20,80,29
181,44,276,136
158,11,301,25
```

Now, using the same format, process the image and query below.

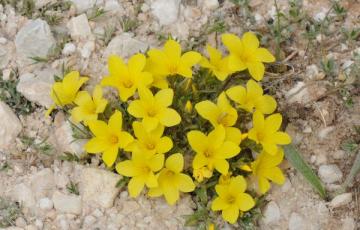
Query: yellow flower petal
128,100,146,118
142,117,159,132
145,172,158,188
164,39,181,62
193,154,208,169
218,141,240,159
148,186,163,197
258,177,271,194
272,132,291,145
85,137,108,153
252,111,265,129
102,146,118,167
226,85,247,105
187,131,207,153
225,127,242,145
246,80,263,99
221,33,243,55
165,153,183,173
88,120,109,137
74,91,92,106
214,159,229,175
117,131,134,148
241,32,259,50
177,174,195,192
206,44,222,62
158,108,181,127
228,55,246,72
180,51,201,66
236,193,255,211
154,89,173,107
108,55,127,76
149,153,165,172
264,167,285,185
222,206,239,224
163,186,179,205
255,48,275,63
116,160,141,177
211,197,230,211
108,110,123,132
208,126,226,149
156,137,173,154
128,176,145,197
128,53,146,73
195,101,219,126
255,95,277,114
264,113,282,132
247,62,265,81
262,142,278,156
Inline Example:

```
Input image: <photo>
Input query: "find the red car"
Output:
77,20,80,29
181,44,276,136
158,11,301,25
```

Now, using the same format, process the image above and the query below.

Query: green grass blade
283,144,327,199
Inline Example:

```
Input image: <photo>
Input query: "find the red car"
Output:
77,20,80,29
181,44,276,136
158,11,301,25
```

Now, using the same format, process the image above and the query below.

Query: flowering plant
48,32,291,226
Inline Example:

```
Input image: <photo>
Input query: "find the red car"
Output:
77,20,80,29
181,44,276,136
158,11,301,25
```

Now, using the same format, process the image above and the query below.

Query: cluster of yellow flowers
48,32,291,225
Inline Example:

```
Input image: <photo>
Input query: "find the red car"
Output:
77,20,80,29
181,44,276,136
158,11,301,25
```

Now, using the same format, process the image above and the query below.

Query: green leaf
283,144,327,199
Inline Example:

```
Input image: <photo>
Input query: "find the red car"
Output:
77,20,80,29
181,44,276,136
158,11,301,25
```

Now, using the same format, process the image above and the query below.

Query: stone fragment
104,33,148,59
16,68,57,108
67,14,92,39
39,197,54,210
62,43,76,56
80,168,121,208
12,183,36,208
151,0,181,26
330,193,352,208
30,168,55,200
288,212,305,230
262,201,281,224
71,0,104,13
318,164,343,184
52,191,82,215
0,102,22,151
15,19,55,59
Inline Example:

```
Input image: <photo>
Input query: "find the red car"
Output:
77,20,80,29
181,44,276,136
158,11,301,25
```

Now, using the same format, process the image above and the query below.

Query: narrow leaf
283,144,327,199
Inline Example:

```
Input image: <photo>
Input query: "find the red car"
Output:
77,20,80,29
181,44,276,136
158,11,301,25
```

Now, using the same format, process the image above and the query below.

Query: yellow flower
200,44,233,81
251,148,285,194
226,79,277,114
47,71,88,115
184,100,193,113
127,87,181,131
187,126,240,174
208,223,215,230
101,54,153,101
148,153,195,205
116,151,164,197
85,110,134,167
195,92,243,145
147,39,201,78
128,121,173,155
193,166,213,182
211,176,255,224
248,111,291,155
218,172,232,185
71,85,108,125
222,32,275,81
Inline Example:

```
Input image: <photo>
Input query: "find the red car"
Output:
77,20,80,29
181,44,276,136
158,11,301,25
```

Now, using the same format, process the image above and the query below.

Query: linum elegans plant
48,32,292,225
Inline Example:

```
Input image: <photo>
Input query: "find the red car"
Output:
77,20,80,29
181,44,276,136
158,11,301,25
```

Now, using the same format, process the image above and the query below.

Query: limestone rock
16,68,57,108
104,33,148,59
330,193,352,208
67,14,92,39
12,183,36,208
62,43,76,56
52,191,82,215
80,168,121,208
15,19,55,59
262,201,281,224
30,168,55,200
151,0,181,26
288,212,305,230
71,0,104,13
0,102,22,151
318,164,343,184
38,197,54,210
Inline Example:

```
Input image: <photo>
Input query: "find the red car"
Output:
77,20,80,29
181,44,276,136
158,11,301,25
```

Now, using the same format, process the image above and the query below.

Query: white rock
39,197,54,210
314,11,326,21
15,217,27,227
306,64,319,80
104,0,121,13
30,168,55,200
333,150,345,160
54,112,87,157
318,126,335,140
151,0,181,26
0,102,22,151
16,68,56,108
67,14,92,39
52,191,82,215
2,68,11,81
342,217,356,230
285,82,309,104
34,219,44,229
81,40,95,58
25,224,37,230
288,212,305,230
62,43,76,56
71,0,104,13
12,183,36,208
318,164,343,184
104,33,148,59
200,0,219,10
0,44,11,68
83,215,96,227
15,19,55,59
80,168,121,208
0,37,7,44
262,201,281,224
330,193,352,208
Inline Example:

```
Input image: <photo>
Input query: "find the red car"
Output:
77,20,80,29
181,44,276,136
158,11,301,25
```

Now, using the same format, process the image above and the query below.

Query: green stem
274,0,281,61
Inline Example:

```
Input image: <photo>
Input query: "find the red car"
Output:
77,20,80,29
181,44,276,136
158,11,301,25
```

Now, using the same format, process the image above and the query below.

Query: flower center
146,142,155,150
109,135,119,144
226,195,236,204
204,149,213,158
165,170,175,177
169,65,178,75
141,166,151,174
123,79,134,88
217,112,229,126
147,108,157,117
256,132,265,141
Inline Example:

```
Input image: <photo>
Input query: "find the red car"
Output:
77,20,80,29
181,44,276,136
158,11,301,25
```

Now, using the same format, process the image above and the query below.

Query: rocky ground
0,0,359,229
